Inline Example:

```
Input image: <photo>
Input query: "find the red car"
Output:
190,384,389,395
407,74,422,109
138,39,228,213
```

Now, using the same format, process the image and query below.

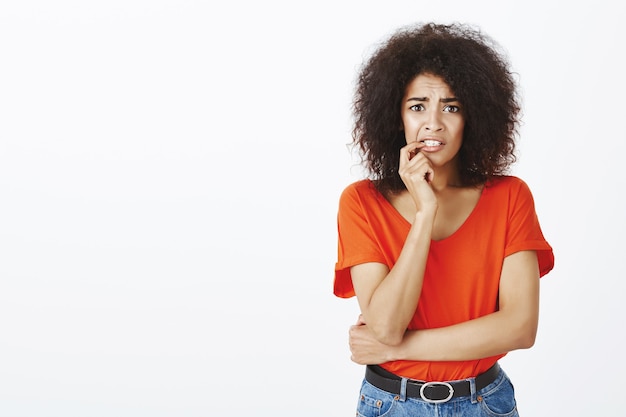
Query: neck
430,166,463,191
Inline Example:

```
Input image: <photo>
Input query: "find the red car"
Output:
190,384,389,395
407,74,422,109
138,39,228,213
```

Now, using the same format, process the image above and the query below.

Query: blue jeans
356,366,519,417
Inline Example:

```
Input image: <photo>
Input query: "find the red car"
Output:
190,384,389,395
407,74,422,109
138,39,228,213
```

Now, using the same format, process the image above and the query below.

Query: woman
334,23,554,416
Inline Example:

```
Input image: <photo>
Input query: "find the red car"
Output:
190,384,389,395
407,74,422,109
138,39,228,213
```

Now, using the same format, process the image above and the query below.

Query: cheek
451,120,465,138
401,115,420,132
402,126,419,143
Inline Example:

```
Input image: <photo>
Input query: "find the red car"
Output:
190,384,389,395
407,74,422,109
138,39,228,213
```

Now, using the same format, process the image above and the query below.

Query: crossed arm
349,250,540,364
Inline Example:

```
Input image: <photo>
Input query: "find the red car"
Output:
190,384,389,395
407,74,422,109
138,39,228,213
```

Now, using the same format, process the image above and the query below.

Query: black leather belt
365,363,500,403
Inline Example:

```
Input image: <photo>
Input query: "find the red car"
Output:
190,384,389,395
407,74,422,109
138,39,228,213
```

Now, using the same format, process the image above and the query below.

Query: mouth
420,139,444,147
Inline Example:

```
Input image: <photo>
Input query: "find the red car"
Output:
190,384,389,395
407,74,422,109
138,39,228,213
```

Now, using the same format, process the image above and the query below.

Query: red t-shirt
334,176,554,381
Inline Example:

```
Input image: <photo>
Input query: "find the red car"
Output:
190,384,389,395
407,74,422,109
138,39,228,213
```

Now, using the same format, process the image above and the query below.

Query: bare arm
352,209,435,346
352,142,437,346
350,250,540,363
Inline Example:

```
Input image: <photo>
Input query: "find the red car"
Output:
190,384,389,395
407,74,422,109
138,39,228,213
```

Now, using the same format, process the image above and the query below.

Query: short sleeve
504,179,555,277
334,182,387,298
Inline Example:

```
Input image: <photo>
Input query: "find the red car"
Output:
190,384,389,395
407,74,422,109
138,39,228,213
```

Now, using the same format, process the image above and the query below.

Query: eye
443,105,461,113
409,104,425,111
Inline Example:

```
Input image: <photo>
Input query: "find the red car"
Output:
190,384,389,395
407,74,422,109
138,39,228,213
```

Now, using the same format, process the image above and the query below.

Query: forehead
404,73,454,95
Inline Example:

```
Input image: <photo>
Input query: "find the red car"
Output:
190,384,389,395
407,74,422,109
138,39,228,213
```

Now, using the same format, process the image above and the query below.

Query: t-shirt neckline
370,180,488,243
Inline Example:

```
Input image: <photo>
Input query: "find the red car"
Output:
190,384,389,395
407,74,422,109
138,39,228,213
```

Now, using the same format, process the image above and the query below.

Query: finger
402,157,432,181
400,141,425,161
425,165,434,183
416,159,434,182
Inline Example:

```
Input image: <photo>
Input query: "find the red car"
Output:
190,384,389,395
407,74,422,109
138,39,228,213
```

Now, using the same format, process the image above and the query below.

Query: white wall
1,1,624,416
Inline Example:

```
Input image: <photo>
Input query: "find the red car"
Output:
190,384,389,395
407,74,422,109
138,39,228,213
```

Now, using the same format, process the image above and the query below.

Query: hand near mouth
399,141,437,212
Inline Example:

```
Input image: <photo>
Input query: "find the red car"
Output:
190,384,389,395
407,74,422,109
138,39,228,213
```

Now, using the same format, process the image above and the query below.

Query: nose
425,110,443,132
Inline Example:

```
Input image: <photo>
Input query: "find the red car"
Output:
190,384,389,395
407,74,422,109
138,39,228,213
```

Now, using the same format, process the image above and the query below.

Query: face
400,73,465,170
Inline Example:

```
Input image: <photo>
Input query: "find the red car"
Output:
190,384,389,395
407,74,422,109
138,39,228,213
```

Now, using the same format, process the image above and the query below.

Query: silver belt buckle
419,381,454,403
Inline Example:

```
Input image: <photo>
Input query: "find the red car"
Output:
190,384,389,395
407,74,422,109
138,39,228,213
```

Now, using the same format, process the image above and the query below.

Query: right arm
351,142,436,346
349,250,541,363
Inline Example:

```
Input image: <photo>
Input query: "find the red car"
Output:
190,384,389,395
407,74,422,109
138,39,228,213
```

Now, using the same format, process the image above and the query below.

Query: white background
1,1,624,416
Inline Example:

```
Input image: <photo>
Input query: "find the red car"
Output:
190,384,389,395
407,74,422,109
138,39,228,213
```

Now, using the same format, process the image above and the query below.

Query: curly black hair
352,22,520,193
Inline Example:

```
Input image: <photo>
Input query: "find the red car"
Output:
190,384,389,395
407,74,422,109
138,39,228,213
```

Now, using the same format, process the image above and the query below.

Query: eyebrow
407,97,459,103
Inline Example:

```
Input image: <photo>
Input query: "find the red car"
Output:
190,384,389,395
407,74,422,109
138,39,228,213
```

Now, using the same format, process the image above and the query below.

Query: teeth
423,140,443,146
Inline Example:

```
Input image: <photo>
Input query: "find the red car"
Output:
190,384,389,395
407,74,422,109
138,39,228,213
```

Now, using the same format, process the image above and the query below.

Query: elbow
359,311,408,346
512,321,538,350
516,331,536,349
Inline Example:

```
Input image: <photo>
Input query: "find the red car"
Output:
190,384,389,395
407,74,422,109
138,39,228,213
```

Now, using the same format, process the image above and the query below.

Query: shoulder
484,176,539,211
485,176,541,218
339,179,377,203
341,178,375,193
337,179,387,221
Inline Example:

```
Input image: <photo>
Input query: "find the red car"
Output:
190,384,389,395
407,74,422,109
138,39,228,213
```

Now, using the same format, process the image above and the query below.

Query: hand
399,141,437,211
349,315,395,365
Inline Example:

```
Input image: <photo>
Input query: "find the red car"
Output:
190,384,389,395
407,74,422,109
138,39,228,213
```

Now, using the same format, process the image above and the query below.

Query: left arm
349,250,540,364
